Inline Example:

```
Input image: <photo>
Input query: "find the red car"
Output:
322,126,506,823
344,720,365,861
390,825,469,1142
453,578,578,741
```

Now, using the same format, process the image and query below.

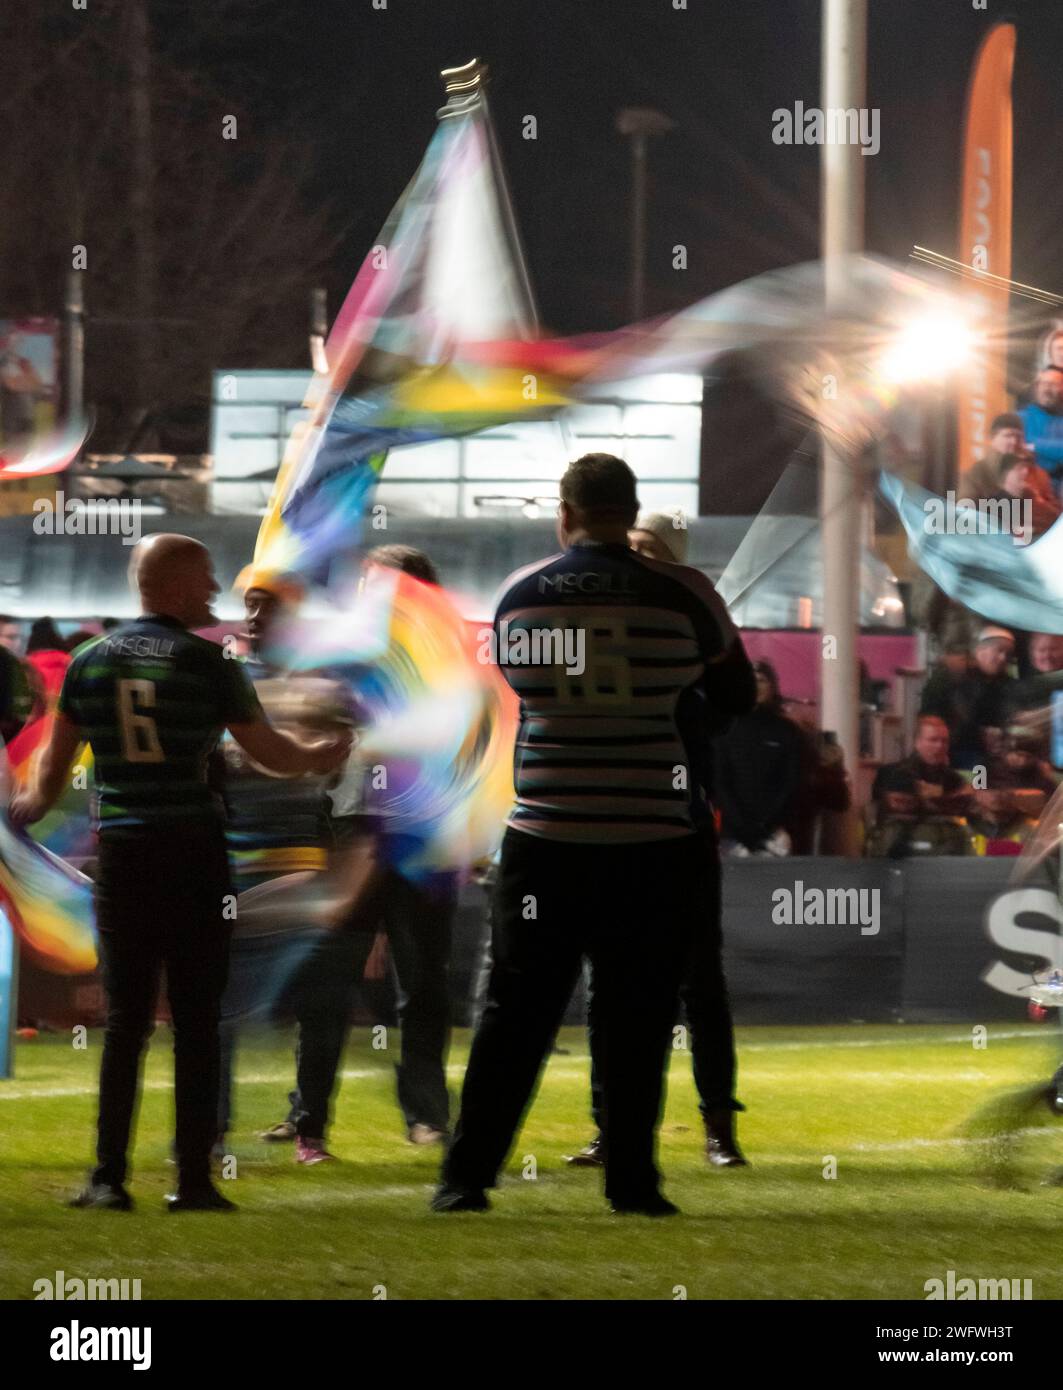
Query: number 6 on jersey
117,679,164,763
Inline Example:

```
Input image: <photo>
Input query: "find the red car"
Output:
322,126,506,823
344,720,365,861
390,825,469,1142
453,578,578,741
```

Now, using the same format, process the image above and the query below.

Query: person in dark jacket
714,660,805,856
919,625,1018,769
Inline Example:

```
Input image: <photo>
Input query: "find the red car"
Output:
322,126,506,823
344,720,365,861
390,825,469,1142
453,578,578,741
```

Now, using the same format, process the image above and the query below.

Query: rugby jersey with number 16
493,540,756,844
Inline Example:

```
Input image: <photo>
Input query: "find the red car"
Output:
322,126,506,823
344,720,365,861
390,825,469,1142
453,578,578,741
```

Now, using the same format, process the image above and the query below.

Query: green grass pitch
2,1022,1062,1301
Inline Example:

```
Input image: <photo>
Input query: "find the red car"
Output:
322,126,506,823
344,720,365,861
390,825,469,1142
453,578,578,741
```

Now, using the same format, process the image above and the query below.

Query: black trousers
93,827,233,1189
285,868,456,1138
443,828,702,1206
588,828,740,1130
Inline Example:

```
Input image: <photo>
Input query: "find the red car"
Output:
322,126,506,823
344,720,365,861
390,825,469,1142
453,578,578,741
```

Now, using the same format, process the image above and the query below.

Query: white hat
633,510,689,564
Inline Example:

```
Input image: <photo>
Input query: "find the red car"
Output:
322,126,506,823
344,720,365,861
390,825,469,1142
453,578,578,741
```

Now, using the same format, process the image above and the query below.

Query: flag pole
441,60,540,335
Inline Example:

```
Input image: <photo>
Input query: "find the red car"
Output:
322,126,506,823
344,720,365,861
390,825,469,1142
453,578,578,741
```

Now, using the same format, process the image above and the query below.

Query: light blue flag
878,471,1063,634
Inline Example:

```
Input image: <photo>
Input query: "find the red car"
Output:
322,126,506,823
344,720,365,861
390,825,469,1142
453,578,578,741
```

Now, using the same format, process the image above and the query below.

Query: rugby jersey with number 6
57,615,262,836
493,541,756,844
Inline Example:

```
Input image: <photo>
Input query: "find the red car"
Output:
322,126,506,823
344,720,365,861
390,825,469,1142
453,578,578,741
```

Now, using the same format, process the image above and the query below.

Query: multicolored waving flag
252,88,558,584
0,816,96,975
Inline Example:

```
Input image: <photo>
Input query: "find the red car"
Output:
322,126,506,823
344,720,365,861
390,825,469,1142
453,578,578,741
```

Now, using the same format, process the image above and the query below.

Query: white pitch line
0,1030,1050,1100
736,1029,1048,1052
0,1067,381,1102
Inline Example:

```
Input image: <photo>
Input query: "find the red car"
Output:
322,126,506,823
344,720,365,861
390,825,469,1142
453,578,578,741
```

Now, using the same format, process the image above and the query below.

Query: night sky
171,0,1063,338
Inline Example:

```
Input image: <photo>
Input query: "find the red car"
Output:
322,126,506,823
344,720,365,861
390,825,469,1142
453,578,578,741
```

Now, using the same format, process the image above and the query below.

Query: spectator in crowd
0,638,34,747
912,416,1050,655
866,716,971,857
1039,325,1063,373
25,617,70,698
788,730,852,854
872,716,969,818
0,614,22,655
714,659,805,856
998,723,1057,801
966,768,1039,857
1010,632,1063,718
1019,368,1063,491
919,626,1018,769
959,419,1060,539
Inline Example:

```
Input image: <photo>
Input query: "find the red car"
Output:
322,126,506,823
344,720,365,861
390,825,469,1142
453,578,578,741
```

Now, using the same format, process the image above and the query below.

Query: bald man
10,535,350,1212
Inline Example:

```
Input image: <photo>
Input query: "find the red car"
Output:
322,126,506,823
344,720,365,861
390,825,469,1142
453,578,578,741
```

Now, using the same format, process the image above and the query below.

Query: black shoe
1042,1085,1063,1117
704,1109,749,1168
564,1135,606,1167
68,1182,133,1211
165,1184,237,1213
610,1193,680,1217
430,1184,490,1212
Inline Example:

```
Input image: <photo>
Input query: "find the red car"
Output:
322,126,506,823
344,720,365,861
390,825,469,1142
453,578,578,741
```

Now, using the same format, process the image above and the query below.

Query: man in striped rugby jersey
434,454,755,1216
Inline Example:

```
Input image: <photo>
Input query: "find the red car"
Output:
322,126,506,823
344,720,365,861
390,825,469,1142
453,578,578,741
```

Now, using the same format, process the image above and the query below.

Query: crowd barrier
16,857,1061,1031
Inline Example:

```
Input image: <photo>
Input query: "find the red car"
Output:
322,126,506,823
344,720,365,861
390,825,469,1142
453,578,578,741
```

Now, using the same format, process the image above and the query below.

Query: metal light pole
616,107,675,322
819,0,866,851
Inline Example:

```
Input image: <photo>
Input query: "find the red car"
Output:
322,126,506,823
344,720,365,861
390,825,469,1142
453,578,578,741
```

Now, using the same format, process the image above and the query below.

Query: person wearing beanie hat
920,626,1018,769
629,510,690,565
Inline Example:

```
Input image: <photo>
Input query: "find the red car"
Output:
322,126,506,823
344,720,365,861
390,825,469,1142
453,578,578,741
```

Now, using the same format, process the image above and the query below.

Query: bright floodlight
878,314,973,385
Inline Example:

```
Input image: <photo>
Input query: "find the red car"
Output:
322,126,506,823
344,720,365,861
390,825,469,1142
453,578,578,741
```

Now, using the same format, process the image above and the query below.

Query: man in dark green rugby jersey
9,534,350,1213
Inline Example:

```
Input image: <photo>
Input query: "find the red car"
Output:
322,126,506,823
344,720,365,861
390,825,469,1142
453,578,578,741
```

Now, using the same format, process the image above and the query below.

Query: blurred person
866,718,971,858
435,453,755,1216
920,626,1017,768
216,571,356,1164
1038,325,1063,372
999,724,1057,800
911,418,1037,656
966,770,1038,857
871,716,969,819
713,660,805,857
9,534,350,1213
260,544,458,1155
0,614,22,654
25,616,70,701
1010,632,1063,722
788,728,852,854
0,637,35,747
958,421,1059,539
1019,367,1063,490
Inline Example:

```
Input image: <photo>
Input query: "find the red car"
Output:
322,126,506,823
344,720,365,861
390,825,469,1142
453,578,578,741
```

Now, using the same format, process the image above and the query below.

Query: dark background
5,0,1063,449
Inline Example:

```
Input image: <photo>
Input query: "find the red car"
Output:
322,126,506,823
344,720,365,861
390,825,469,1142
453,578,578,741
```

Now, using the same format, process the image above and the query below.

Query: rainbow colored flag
252,90,560,584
